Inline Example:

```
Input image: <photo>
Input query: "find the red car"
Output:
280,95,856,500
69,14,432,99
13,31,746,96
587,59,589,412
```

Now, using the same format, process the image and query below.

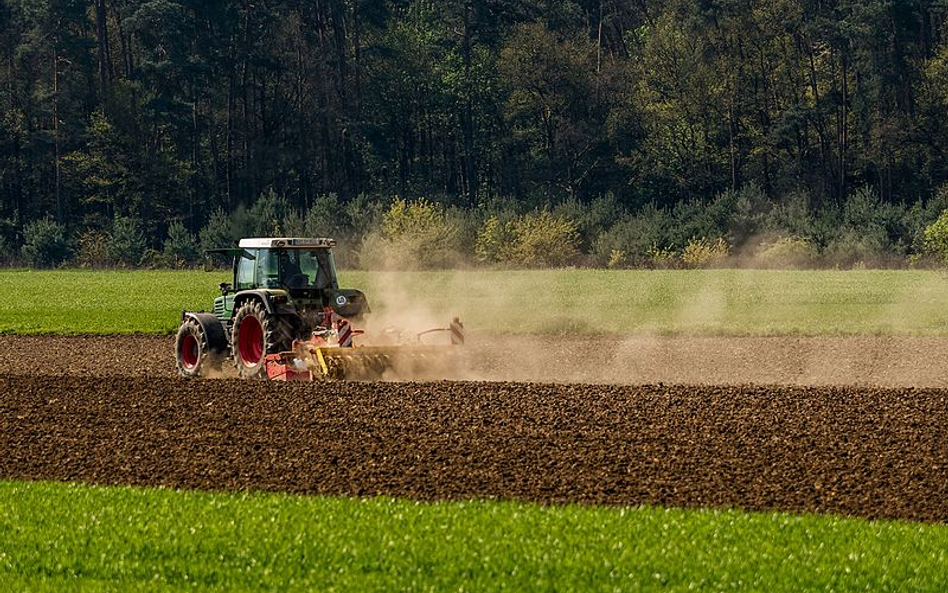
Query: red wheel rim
180,334,200,369
238,315,264,365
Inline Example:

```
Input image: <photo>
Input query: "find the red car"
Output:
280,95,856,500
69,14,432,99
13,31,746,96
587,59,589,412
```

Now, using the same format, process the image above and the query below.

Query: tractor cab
233,238,339,294
206,237,368,328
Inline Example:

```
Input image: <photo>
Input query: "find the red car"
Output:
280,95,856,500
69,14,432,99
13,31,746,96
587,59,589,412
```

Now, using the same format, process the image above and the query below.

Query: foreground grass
2,268,948,335
1,481,946,592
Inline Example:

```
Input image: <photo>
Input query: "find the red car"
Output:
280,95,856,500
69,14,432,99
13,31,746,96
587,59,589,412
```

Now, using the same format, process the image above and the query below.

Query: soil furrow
2,374,946,522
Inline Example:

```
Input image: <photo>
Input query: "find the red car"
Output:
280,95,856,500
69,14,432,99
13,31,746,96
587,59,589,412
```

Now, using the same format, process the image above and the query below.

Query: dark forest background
6,0,948,268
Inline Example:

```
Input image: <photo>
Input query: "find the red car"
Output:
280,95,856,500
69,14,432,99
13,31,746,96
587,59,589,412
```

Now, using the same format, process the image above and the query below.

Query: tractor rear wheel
231,300,295,379
175,318,223,378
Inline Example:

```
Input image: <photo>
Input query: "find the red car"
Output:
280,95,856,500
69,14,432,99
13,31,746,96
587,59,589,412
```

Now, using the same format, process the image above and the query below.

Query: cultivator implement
263,315,465,381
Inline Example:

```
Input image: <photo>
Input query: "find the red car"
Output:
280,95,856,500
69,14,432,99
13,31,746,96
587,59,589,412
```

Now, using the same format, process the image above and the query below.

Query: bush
476,209,580,268
162,221,200,268
680,237,730,268
824,226,891,268
359,197,460,269
507,209,580,267
474,215,508,263
199,208,237,252
108,216,147,267
75,229,111,268
646,245,678,269
553,193,624,251
21,218,70,268
248,189,289,236
592,205,668,266
923,208,948,264
756,236,819,269
763,190,814,238
724,183,770,246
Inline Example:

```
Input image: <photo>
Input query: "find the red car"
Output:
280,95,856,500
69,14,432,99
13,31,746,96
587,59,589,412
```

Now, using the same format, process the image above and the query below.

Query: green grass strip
0,481,945,592
4,268,948,335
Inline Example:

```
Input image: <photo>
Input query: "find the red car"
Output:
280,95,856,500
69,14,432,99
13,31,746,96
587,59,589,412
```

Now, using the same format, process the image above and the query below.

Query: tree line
4,0,948,268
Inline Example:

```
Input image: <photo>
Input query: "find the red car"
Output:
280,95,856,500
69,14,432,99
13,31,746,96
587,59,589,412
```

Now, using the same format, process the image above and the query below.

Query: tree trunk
94,0,113,90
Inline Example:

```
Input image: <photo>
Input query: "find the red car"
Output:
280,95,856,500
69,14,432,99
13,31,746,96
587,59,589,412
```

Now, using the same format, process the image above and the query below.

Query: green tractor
175,238,369,379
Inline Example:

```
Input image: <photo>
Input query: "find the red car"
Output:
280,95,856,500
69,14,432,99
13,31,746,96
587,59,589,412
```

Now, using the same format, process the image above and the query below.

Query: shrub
75,229,111,268
199,208,236,253
607,249,627,269
553,193,624,251
474,215,508,263
505,209,580,267
302,193,347,237
680,237,730,268
346,193,386,239
0,236,16,266
248,188,289,236
824,226,891,268
646,245,678,269
108,216,147,267
592,205,668,266
923,208,948,264
162,221,200,268
21,218,70,268
359,197,460,269
756,236,819,269
725,182,770,246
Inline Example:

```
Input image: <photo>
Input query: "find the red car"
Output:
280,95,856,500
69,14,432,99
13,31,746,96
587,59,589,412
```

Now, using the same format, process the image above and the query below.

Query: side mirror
219,282,232,295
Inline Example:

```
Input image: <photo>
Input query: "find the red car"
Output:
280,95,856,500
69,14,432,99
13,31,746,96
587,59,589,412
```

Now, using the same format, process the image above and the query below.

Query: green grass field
2,481,946,592
2,268,948,335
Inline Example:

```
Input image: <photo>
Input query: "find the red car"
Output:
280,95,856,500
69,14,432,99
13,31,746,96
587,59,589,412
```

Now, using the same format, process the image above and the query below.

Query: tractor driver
279,251,309,289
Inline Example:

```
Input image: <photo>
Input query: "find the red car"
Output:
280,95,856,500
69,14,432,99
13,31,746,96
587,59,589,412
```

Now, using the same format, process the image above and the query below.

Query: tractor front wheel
175,318,223,378
231,300,294,379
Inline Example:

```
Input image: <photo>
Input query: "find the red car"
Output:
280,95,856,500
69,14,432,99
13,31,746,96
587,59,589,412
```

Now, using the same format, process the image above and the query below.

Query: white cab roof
238,238,336,248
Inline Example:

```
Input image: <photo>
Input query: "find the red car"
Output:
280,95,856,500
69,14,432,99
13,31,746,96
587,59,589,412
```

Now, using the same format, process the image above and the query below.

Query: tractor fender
181,311,229,353
232,290,297,317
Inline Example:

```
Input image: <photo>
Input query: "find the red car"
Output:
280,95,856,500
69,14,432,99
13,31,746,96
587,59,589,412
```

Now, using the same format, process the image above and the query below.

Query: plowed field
2,335,948,522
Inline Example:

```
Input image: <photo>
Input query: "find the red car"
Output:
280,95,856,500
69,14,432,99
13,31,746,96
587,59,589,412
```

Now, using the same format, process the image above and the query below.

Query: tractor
175,237,463,380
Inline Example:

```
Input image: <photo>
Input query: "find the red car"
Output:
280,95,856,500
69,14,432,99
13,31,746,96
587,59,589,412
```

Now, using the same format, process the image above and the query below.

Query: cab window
236,250,256,290
256,249,280,287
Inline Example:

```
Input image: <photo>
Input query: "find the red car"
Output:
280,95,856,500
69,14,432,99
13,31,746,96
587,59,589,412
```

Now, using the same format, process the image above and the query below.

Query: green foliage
108,216,147,267
74,229,111,269
476,209,580,267
360,197,460,269
161,222,200,268
474,215,507,264
0,237,13,266
20,219,69,268
506,209,580,267
9,1,948,270
923,209,948,265
248,189,289,237
592,205,669,266
681,238,730,269
756,237,820,269
199,209,236,252
647,245,680,269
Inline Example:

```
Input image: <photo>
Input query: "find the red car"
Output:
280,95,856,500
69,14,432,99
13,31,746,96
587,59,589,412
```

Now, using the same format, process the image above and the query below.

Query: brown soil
3,334,948,522
4,333,948,386
2,374,946,522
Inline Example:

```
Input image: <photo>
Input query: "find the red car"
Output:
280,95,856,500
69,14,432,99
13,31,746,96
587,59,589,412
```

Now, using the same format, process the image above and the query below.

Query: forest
5,0,948,268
